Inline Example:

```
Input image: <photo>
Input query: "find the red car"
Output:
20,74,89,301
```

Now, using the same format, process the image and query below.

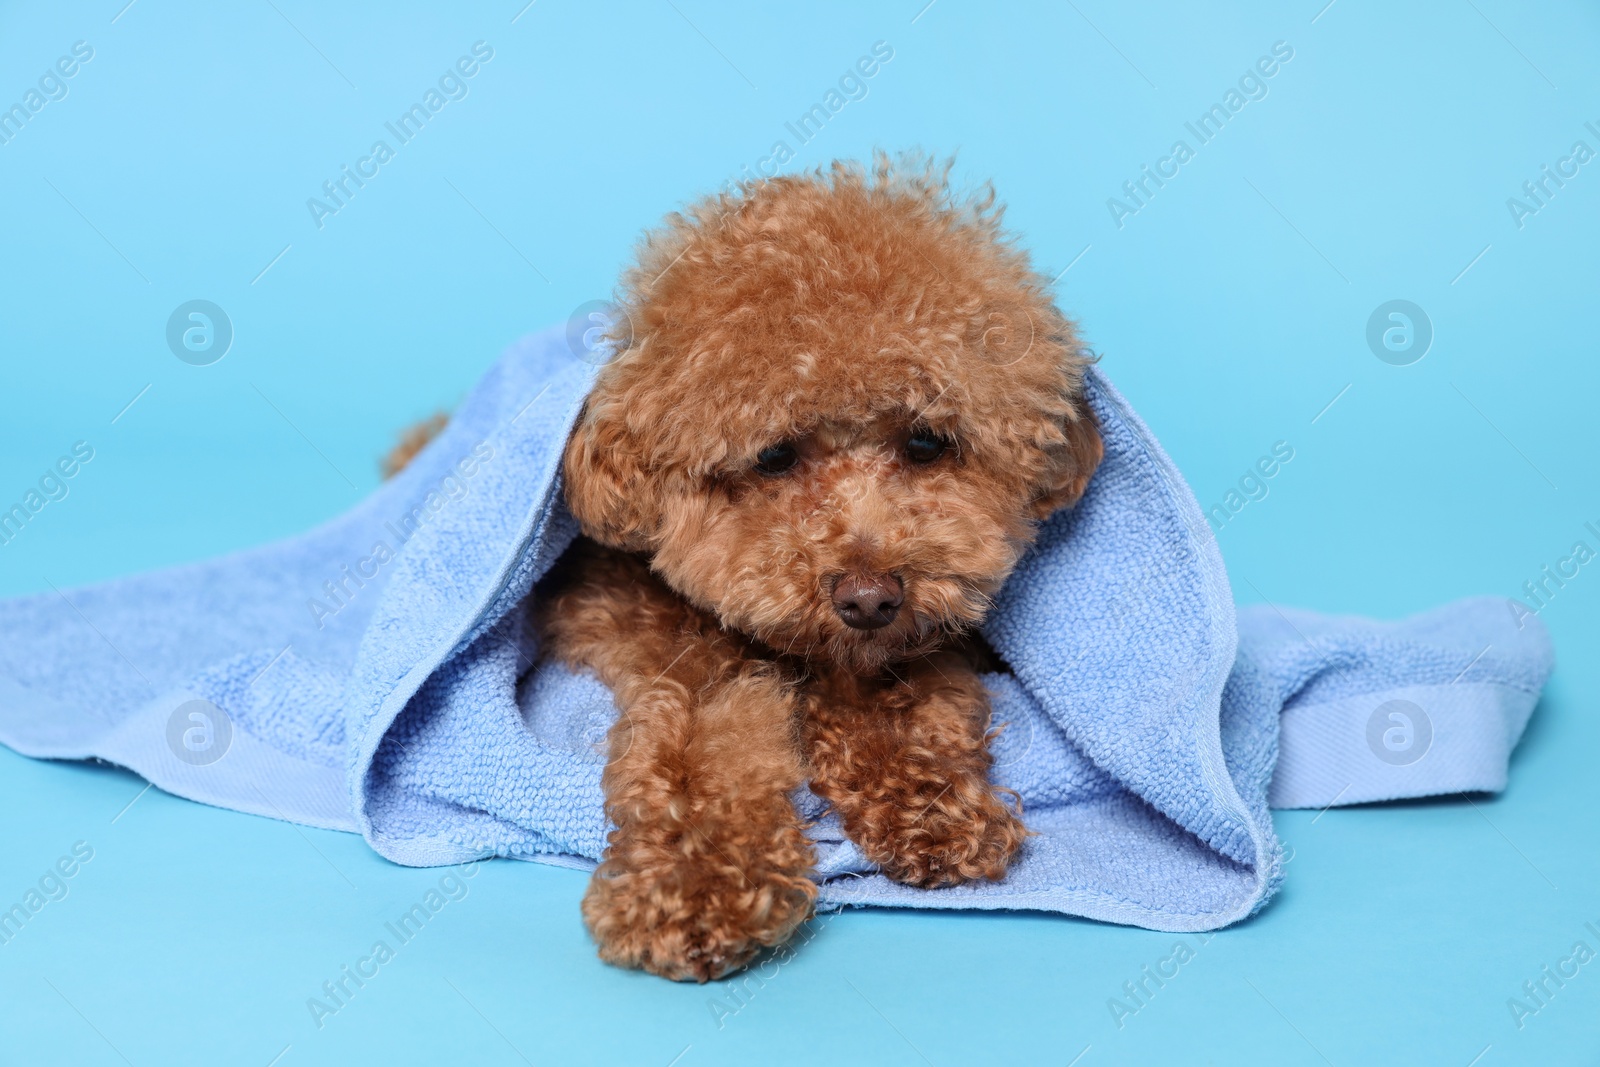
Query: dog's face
563,160,1102,674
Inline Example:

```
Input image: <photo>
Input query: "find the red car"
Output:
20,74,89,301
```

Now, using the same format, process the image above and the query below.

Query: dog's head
563,157,1102,674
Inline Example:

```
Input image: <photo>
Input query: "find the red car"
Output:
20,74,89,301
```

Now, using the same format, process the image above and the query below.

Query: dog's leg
380,413,449,479
804,653,1026,888
536,541,817,982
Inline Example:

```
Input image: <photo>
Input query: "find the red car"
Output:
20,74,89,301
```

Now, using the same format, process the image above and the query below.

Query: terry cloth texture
0,327,1553,931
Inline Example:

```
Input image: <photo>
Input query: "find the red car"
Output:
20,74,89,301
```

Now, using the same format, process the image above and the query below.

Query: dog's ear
561,399,656,552
1030,409,1103,520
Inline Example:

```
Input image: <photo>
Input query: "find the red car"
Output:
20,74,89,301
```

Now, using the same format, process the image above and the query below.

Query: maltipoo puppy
534,156,1103,980
384,156,1102,979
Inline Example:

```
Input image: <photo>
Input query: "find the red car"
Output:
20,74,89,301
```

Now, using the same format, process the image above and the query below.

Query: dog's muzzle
830,573,903,630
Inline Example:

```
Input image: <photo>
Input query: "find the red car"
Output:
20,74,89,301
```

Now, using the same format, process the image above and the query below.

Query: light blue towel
0,327,1553,931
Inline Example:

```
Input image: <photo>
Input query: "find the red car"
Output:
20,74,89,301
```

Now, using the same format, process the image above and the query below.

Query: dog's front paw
850,772,1027,889
581,838,816,982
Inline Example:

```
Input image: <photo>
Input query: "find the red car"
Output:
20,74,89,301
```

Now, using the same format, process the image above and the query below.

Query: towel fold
0,327,1552,930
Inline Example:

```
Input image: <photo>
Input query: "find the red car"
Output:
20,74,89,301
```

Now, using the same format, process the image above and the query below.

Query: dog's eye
754,442,799,476
905,431,950,464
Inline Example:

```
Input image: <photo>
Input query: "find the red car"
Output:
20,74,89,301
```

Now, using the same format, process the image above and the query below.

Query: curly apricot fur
402,155,1103,980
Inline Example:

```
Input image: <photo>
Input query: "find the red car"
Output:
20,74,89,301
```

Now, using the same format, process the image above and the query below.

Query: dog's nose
831,573,904,630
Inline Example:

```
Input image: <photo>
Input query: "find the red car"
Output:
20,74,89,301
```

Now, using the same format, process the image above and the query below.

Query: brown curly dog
389,156,1102,982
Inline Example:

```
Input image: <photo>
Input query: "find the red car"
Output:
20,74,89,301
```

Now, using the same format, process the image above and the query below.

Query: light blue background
1,1,1597,1063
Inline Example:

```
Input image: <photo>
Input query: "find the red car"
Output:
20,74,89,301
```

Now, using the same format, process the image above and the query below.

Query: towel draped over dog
0,327,1552,930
